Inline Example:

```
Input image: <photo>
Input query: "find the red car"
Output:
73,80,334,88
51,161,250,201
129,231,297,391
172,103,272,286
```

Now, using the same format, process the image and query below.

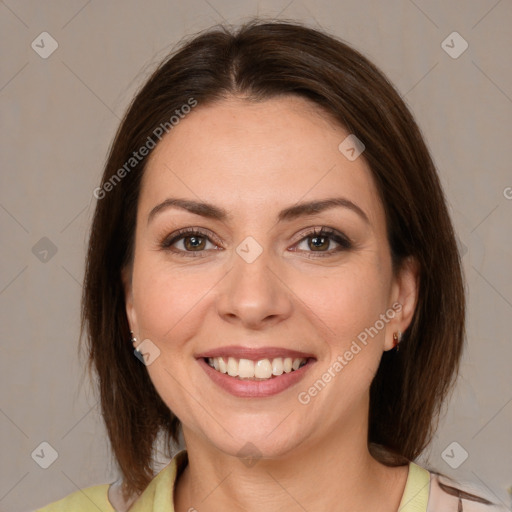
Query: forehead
139,95,385,228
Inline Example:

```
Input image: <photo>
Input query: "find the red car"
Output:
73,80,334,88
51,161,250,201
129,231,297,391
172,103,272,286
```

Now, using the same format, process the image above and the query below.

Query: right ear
121,265,138,334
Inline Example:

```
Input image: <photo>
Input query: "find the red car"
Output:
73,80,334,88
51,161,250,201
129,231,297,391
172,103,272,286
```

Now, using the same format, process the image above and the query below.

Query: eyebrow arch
147,197,370,226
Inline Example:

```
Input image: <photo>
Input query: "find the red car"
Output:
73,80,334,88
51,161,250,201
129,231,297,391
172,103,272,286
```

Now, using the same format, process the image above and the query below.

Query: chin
202,421,309,462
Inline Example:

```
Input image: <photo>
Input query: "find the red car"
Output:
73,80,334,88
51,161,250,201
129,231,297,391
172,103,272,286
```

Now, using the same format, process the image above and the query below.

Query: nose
215,245,293,329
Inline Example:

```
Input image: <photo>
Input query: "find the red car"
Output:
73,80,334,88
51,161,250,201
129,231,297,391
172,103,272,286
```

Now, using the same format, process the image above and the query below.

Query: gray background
1,1,511,511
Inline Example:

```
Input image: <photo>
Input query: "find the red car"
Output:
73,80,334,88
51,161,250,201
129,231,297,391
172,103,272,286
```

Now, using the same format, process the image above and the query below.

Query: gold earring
130,330,140,352
392,331,402,351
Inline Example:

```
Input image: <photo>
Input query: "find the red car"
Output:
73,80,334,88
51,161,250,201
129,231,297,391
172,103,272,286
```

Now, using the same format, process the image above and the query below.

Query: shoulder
426,469,509,511
35,450,188,512
35,483,114,512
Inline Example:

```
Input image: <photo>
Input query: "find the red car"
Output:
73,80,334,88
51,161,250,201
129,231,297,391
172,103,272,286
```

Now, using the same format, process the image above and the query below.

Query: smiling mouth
204,356,310,380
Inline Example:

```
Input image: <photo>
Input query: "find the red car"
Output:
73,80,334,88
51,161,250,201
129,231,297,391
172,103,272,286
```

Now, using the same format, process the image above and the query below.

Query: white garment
426,472,509,511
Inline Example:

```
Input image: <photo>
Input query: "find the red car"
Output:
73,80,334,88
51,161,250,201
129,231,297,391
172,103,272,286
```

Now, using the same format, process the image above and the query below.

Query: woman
36,19,507,512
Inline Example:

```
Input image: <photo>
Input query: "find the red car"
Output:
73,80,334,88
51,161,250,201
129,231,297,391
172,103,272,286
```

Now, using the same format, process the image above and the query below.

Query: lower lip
198,358,316,398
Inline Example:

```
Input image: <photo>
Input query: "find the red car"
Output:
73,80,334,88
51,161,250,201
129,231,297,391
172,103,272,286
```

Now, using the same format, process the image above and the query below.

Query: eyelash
159,227,352,258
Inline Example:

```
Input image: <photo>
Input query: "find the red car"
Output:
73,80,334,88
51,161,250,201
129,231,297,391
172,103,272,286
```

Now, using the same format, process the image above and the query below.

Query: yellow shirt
36,450,430,511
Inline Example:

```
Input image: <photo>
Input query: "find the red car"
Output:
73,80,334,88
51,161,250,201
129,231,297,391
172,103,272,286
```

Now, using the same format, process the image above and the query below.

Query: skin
123,95,419,512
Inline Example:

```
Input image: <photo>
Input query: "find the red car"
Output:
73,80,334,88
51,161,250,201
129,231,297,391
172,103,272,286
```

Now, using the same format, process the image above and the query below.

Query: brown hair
81,19,465,501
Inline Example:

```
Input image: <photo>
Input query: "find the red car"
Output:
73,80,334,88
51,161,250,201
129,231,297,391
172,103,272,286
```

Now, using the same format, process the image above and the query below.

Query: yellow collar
398,461,430,511
129,451,429,512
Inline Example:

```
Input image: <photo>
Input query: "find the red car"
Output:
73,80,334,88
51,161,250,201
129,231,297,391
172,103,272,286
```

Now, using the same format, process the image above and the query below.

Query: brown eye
308,234,331,251
160,228,219,256
182,235,207,251
294,227,352,256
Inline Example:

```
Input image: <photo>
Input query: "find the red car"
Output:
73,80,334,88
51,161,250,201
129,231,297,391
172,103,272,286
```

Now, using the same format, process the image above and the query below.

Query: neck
174,402,409,512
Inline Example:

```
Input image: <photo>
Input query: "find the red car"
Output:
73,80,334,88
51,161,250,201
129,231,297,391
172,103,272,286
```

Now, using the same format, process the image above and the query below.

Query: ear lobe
385,256,420,351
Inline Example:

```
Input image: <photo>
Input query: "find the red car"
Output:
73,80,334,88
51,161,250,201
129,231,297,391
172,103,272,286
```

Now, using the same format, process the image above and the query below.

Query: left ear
384,256,420,351
121,264,139,337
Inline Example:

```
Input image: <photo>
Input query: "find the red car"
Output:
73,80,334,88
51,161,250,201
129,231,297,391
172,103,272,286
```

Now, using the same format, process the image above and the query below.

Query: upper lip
195,345,316,360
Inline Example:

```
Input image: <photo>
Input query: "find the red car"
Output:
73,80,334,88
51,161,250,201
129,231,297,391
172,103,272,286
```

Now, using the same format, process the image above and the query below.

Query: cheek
298,262,391,339
131,261,211,413
298,260,392,395
299,268,391,407
132,259,193,337
132,254,227,359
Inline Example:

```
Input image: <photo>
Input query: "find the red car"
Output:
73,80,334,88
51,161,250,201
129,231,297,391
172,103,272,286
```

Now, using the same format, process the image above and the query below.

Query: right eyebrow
147,198,230,226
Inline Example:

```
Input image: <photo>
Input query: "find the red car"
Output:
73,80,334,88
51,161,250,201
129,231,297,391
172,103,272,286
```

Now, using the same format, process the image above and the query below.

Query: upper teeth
207,356,308,380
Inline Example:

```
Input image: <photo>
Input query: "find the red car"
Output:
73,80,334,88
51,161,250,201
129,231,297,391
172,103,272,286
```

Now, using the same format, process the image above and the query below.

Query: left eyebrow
146,196,370,226
278,197,370,224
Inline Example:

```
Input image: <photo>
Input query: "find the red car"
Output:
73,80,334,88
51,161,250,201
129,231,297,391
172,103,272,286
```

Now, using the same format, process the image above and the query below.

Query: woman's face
124,95,417,459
